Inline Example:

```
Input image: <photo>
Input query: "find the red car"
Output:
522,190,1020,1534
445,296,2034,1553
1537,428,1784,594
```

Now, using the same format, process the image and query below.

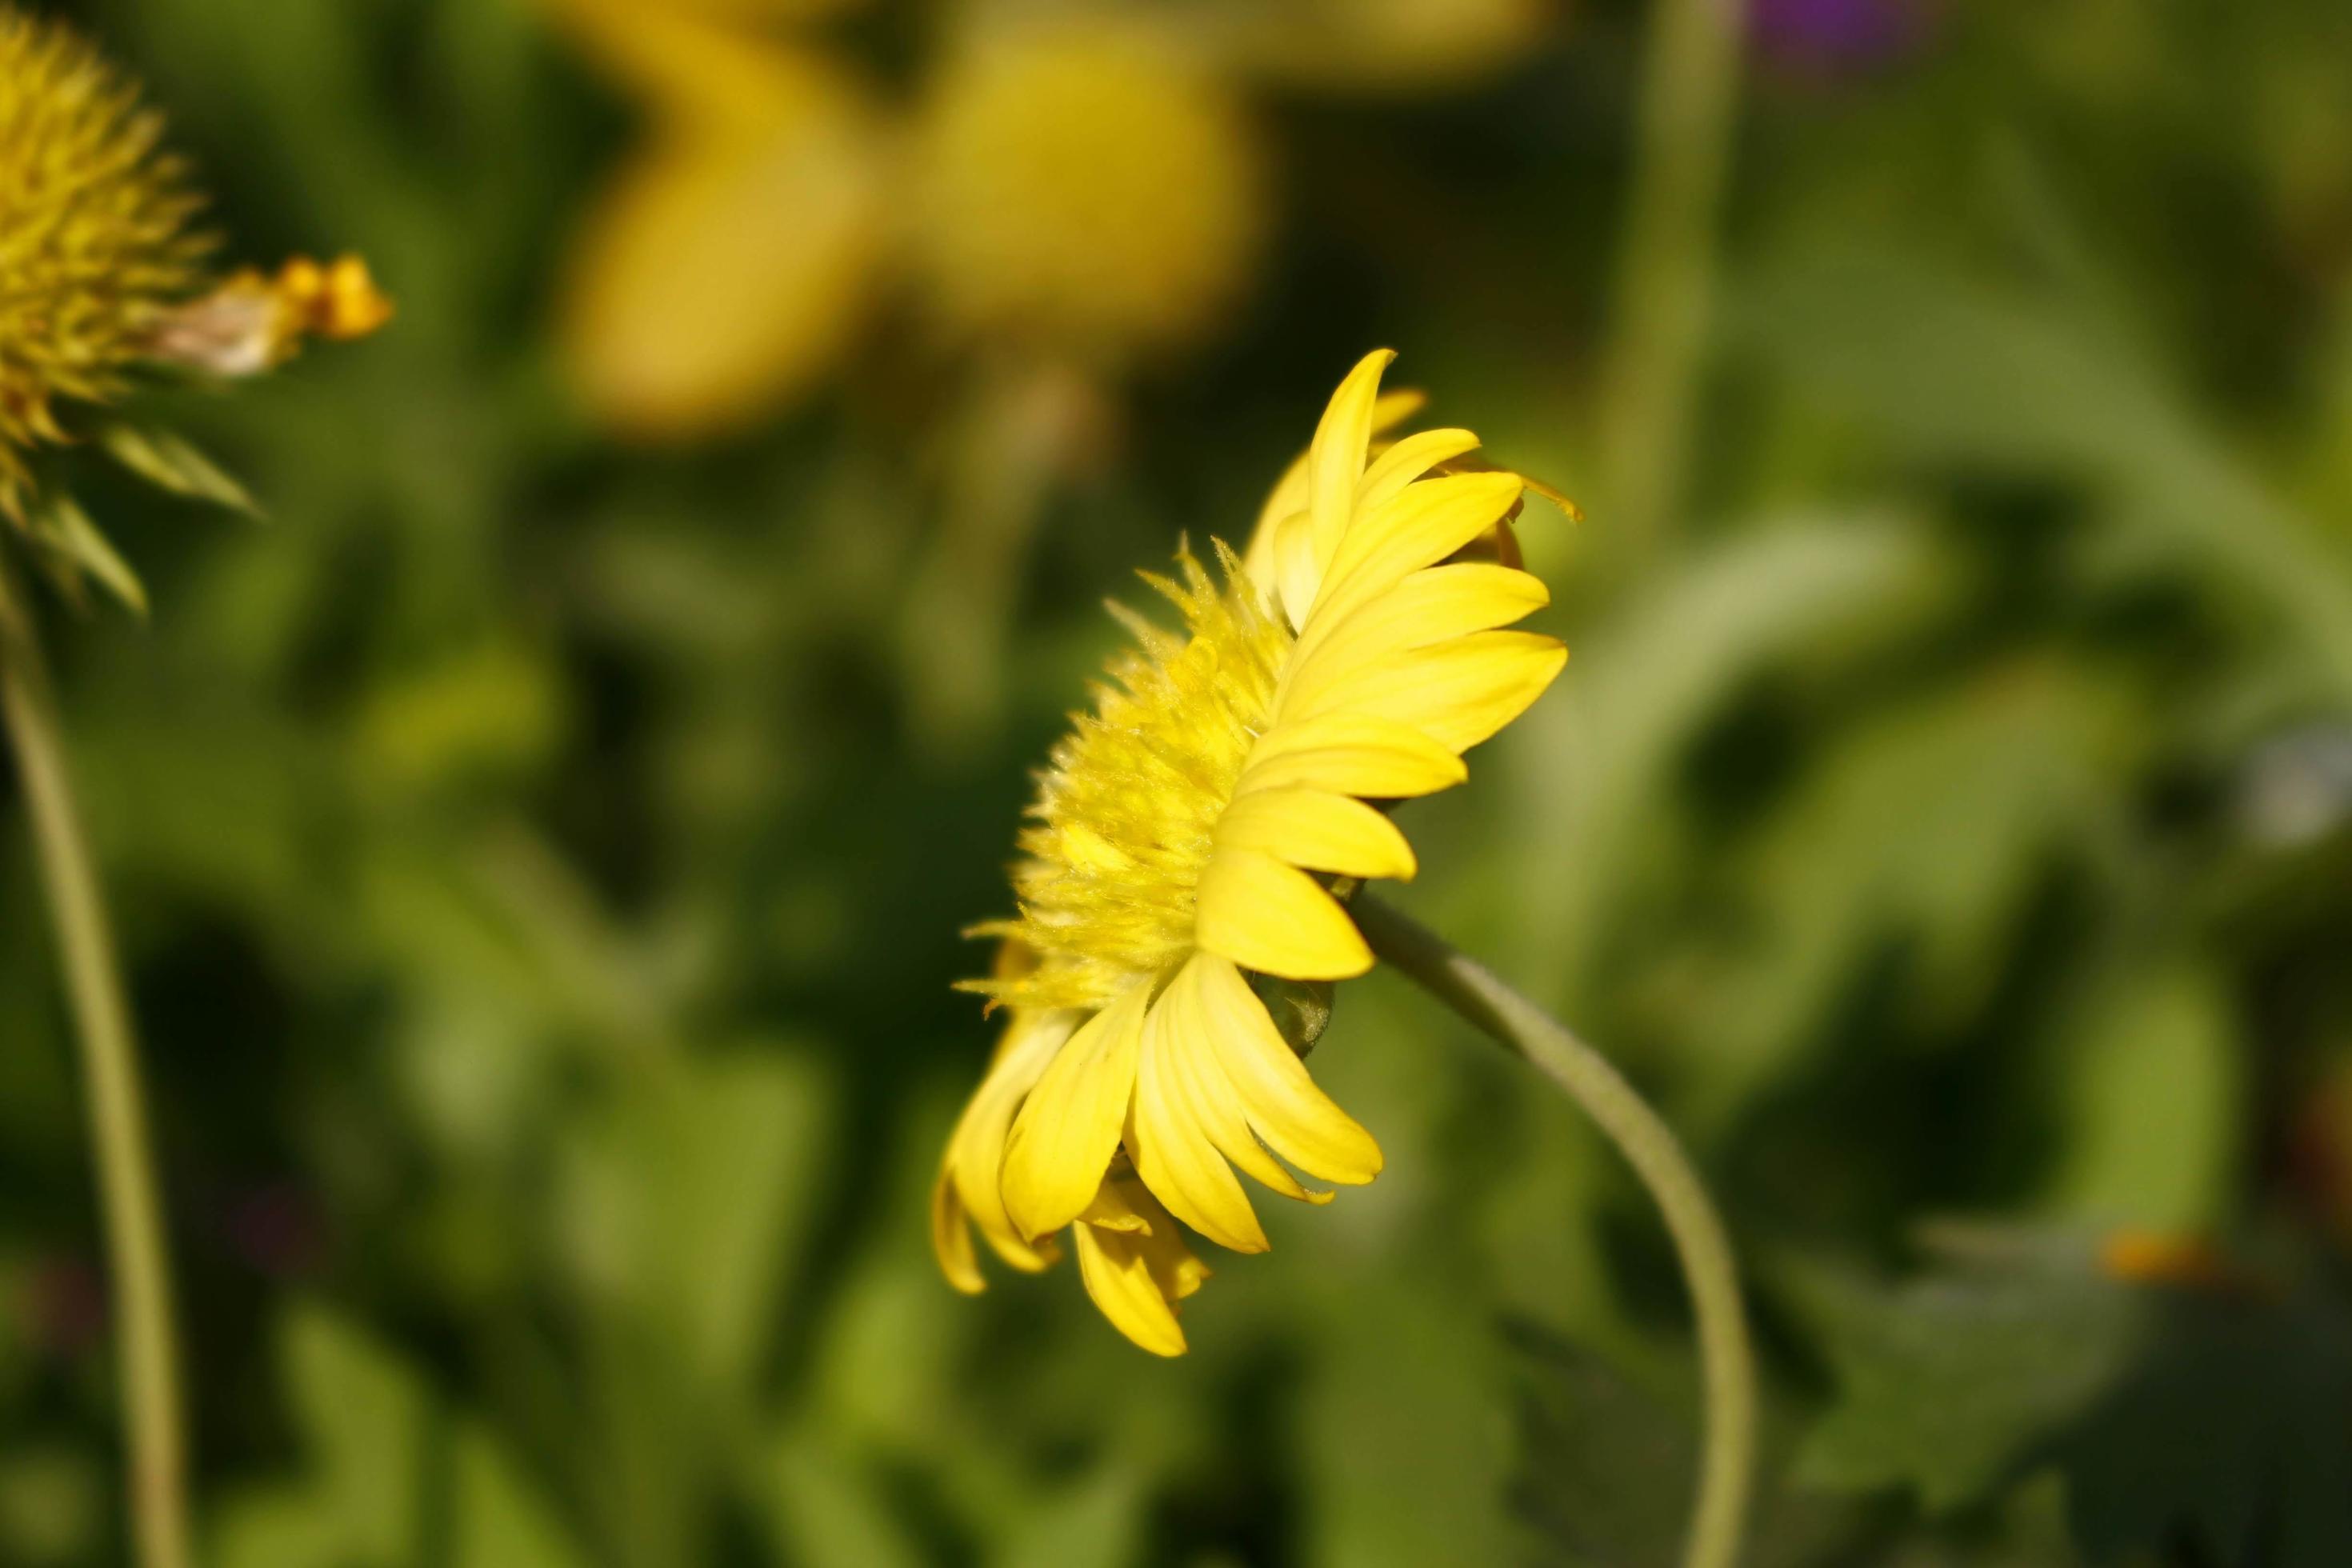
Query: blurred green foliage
5,0,2352,1564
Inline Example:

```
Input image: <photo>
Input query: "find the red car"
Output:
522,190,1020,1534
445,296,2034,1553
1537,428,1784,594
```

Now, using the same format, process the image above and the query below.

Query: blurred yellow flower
934,351,1566,1351
548,2,1554,438
907,22,1262,366
550,0,887,438
0,6,391,524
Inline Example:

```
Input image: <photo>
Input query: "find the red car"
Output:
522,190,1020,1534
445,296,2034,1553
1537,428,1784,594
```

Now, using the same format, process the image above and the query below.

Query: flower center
968,546,1287,1013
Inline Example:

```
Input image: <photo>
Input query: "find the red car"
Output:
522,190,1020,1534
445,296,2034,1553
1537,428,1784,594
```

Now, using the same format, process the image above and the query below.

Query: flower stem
1354,894,1754,1568
0,558,194,1568
1595,0,1747,564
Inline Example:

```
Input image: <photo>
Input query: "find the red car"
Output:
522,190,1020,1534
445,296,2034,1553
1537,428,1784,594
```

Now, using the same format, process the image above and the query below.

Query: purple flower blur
1753,0,1932,73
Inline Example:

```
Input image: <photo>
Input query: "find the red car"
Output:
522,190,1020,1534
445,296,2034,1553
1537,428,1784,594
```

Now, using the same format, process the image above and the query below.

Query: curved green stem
1354,894,1754,1568
0,558,194,1568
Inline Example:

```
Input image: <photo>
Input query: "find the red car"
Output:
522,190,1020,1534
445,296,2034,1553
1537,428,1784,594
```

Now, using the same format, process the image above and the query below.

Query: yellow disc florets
908,22,1265,364
972,544,1290,1014
0,8,210,506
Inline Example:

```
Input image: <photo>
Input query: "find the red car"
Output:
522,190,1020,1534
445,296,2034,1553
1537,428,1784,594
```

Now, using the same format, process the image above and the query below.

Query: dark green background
6,0,2352,1562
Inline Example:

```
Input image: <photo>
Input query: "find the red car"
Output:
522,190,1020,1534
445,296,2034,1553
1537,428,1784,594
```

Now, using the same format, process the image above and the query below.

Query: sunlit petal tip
1132,997,1273,1253
930,1174,988,1295
1194,847,1374,981
1212,787,1417,882
1074,1220,1190,1357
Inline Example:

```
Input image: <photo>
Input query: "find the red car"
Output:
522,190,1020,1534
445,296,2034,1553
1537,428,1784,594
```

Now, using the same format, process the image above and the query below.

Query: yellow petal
1269,507,1319,628
1130,982,1270,1253
1234,713,1468,801
560,93,884,439
930,1172,986,1294
1283,349,1396,627
1074,1179,1208,1352
1192,956,1382,1185
1214,787,1417,881
1160,957,1336,1203
1306,471,1525,638
1282,562,1550,711
1357,427,1480,512
946,1011,1076,1265
1194,846,1373,980
1295,631,1567,754
1245,386,1427,595
1073,1220,1188,1356
1001,982,1152,1239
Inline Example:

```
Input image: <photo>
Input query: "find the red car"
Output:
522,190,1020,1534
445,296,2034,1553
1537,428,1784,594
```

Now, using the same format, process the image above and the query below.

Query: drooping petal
1194,846,1373,980
1233,713,1468,801
930,1173,986,1294
1072,1178,1207,1357
1213,786,1416,880
1002,981,1152,1238
945,1010,1078,1269
1191,955,1382,1186
1158,957,1336,1202
1294,630,1567,754
1130,979,1270,1253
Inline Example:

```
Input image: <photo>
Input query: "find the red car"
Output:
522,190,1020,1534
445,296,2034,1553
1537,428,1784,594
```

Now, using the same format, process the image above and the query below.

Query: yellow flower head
0,8,208,508
909,21,1265,365
0,8,390,521
935,351,1567,1352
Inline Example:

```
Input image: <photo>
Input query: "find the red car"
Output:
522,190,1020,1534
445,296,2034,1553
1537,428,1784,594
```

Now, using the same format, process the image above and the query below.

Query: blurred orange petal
558,90,889,439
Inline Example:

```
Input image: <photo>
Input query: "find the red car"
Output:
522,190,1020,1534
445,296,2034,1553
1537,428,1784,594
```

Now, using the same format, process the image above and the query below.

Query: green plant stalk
1596,0,1747,563
1354,894,1754,1568
0,557,194,1568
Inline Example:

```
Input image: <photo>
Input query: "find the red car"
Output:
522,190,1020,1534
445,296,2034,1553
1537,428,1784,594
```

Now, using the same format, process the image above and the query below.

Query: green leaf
214,1303,589,1568
282,1304,430,1563
557,1050,836,1397
994,1463,1145,1568
1791,1236,2151,1511
1793,1227,2352,1566
2041,962,2246,1232
1503,1318,1696,1567
29,492,148,618
762,1425,930,1568
1503,519,1943,1003
1742,248,2352,700
2063,1286,2352,1566
96,424,262,517
1677,664,2132,1130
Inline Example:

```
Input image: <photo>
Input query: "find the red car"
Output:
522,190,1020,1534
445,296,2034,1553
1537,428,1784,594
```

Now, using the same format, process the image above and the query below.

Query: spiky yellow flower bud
0,8,210,514
0,8,391,524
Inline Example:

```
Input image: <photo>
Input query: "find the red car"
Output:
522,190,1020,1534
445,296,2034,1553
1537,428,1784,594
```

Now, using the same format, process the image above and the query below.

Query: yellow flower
0,7,390,521
549,0,886,438
547,2,1554,438
0,8,206,514
906,22,1263,366
934,350,1567,1352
